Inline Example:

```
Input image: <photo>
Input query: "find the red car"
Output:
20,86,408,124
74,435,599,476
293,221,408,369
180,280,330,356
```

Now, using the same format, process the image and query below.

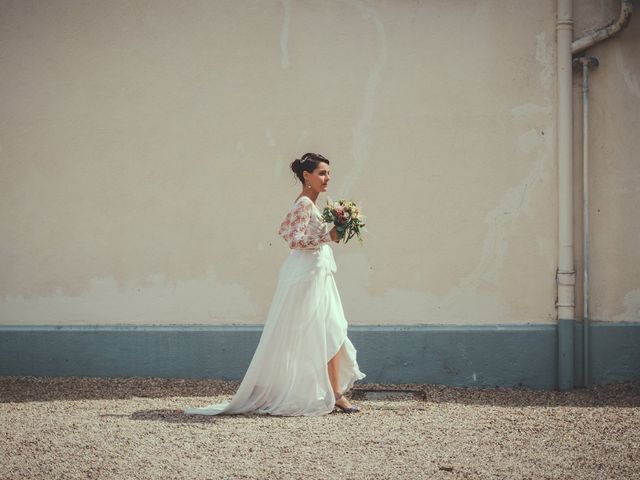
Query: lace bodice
278,196,333,250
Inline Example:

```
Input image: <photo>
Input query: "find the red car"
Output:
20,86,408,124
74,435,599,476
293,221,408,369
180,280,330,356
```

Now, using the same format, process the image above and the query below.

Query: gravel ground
1,376,639,480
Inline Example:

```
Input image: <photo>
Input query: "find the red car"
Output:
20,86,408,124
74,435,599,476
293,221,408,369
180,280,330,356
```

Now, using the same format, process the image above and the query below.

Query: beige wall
572,1,640,323
0,0,637,326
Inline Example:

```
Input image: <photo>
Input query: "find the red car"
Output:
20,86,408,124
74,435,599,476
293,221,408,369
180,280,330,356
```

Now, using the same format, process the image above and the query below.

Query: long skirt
182,244,366,416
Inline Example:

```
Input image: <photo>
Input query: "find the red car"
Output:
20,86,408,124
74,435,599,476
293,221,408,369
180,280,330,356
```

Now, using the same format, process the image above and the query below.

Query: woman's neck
299,190,319,203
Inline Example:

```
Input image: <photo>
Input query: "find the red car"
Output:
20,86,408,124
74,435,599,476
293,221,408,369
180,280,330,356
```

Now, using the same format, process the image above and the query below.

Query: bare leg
327,345,353,409
327,348,341,392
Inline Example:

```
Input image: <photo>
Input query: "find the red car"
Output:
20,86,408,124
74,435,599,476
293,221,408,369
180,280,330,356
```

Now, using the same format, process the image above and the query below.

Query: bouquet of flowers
322,198,366,244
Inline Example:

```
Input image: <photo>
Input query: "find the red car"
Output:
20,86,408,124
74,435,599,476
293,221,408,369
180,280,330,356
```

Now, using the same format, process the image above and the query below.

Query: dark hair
290,153,330,185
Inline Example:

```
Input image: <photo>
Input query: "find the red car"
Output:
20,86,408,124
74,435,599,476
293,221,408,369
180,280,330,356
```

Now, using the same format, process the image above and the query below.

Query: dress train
183,197,365,416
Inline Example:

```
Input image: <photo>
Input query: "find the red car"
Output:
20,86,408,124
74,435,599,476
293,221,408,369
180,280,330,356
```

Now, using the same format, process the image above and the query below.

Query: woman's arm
329,226,339,243
278,200,335,249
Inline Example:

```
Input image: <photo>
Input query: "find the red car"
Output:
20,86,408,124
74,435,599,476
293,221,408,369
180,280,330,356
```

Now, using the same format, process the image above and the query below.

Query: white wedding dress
183,196,366,416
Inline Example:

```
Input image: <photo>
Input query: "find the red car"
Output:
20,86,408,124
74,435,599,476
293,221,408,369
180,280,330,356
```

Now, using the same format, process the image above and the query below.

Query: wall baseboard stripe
0,323,638,390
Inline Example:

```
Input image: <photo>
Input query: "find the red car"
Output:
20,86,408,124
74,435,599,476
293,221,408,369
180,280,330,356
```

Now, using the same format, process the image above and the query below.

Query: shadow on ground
1,375,639,408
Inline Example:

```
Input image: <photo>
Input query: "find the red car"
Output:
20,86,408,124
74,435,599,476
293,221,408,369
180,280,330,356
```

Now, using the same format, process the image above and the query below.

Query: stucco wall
0,0,637,327
571,1,640,324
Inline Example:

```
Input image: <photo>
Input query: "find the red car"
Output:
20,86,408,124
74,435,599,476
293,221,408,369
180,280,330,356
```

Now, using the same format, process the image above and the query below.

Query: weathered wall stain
0,0,637,326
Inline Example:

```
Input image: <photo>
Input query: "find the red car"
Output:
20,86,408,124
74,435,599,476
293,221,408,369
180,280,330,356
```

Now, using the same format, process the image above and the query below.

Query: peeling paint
612,289,640,321
273,154,285,185
446,149,548,290
337,0,387,198
517,128,545,154
0,267,259,325
280,0,291,70
3,1,634,330
613,173,640,194
337,125,550,325
615,45,640,99
511,103,552,117
265,129,277,147
338,252,506,325
535,31,553,91
296,130,309,145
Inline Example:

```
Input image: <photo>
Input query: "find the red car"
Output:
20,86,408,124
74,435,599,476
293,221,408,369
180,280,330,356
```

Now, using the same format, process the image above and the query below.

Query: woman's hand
329,226,340,243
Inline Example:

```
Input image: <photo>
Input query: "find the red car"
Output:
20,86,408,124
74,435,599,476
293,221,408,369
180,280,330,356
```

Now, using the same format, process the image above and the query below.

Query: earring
306,184,311,189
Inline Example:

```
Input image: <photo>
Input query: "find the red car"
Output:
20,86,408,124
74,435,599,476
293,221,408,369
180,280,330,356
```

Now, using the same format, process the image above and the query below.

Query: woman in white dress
182,153,365,416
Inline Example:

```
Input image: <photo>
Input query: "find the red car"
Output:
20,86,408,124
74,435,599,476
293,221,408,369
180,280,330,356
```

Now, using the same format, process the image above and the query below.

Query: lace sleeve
278,199,332,250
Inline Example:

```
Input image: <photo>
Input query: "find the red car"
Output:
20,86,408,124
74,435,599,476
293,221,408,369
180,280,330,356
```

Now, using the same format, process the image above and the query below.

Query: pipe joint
557,270,576,286
556,19,574,27
572,0,633,55
572,56,600,70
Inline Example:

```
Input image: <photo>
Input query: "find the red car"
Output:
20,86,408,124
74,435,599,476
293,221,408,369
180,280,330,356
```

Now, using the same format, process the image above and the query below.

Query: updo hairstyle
290,153,330,185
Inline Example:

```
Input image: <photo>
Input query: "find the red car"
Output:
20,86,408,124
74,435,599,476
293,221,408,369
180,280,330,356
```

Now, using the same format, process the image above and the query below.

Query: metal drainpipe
569,0,632,389
556,0,576,392
573,56,599,388
572,0,633,56
582,58,591,388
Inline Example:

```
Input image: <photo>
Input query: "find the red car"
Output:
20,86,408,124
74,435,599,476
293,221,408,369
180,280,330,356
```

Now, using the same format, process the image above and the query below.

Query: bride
182,152,366,416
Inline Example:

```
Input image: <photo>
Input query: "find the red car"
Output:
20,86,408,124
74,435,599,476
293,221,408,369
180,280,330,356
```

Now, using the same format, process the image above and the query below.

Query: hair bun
289,152,329,185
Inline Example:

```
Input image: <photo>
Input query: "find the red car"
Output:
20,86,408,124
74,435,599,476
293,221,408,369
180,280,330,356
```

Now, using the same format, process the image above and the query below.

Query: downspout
581,58,591,388
556,0,575,392
574,56,599,388
572,0,632,389
556,0,632,391
571,0,633,56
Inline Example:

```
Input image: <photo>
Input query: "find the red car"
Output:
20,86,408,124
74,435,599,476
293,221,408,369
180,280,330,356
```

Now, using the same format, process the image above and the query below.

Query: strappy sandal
333,392,361,413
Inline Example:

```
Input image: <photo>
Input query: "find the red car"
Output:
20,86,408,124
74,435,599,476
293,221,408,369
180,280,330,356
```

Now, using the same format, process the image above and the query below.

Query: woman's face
304,162,331,193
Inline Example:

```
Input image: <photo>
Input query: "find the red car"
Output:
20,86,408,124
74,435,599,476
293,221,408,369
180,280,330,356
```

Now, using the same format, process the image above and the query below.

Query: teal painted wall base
0,323,638,390
558,318,575,391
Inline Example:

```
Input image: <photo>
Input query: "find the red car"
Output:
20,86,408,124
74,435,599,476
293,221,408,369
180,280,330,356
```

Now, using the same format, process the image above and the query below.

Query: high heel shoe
333,392,361,413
